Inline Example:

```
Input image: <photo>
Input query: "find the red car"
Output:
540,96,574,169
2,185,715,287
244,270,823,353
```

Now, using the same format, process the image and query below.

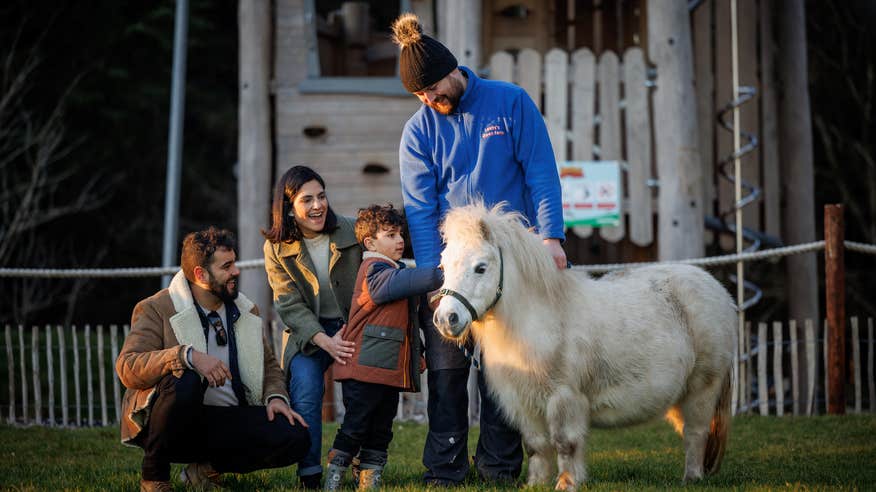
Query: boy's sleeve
367,262,443,305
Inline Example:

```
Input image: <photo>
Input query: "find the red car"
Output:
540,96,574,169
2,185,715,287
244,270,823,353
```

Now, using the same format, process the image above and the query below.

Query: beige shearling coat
116,270,287,445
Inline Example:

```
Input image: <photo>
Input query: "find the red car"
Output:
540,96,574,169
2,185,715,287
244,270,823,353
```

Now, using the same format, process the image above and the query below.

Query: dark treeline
0,0,873,326
0,0,238,325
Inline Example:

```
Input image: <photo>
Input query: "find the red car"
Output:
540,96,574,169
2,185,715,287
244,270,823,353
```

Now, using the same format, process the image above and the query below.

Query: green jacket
263,216,362,371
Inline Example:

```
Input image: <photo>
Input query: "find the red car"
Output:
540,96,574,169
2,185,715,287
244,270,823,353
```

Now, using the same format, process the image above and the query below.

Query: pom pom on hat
391,13,458,93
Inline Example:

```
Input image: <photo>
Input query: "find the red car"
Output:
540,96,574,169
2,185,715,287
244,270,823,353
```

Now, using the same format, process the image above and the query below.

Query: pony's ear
478,218,491,241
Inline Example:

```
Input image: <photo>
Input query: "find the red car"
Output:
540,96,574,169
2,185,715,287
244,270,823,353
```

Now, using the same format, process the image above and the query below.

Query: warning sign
558,161,621,227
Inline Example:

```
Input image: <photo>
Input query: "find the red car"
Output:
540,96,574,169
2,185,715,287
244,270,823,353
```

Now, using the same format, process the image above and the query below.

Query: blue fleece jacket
399,66,565,268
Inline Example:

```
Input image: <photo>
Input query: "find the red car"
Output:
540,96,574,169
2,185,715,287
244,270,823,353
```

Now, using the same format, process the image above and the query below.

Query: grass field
0,414,874,490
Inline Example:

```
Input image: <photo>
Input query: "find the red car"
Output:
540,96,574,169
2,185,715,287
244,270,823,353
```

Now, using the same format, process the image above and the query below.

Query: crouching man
117,227,310,491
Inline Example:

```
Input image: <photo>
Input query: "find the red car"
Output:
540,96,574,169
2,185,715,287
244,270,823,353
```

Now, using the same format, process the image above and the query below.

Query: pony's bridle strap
437,248,503,322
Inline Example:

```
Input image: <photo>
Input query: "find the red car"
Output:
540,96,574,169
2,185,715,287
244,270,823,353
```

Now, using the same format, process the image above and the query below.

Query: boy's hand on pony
313,326,356,364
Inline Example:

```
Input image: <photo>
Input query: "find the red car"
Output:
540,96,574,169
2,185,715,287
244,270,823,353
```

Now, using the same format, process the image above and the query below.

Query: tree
0,34,116,324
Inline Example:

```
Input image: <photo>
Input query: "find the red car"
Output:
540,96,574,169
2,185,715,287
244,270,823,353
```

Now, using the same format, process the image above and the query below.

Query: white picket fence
489,47,654,246
2,316,874,427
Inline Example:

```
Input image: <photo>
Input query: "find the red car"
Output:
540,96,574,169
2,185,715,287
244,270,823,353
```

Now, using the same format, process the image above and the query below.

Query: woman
262,166,362,489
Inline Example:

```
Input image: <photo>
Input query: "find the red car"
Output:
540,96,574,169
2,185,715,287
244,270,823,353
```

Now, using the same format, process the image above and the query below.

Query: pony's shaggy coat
433,204,736,489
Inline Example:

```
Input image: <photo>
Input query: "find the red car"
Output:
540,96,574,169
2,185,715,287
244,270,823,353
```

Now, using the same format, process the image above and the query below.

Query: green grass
0,415,874,490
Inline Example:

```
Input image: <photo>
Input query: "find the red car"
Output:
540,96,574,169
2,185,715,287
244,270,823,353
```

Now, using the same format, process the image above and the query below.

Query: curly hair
180,227,237,283
355,203,406,245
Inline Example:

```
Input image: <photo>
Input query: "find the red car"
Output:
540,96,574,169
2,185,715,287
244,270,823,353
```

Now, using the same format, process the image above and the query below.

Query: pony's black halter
436,248,504,322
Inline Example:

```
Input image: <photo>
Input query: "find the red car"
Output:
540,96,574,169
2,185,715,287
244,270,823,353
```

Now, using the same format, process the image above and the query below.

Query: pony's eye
474,264,487,274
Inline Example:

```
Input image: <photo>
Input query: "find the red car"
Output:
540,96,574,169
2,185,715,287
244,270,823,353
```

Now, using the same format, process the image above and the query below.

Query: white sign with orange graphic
558,161,621,227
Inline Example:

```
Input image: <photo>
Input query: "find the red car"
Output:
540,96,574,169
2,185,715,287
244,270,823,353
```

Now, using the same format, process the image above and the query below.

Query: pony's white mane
441,203,573,306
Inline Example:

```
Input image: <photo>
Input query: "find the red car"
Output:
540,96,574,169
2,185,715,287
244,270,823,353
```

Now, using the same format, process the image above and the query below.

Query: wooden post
790,319,800,415
19,325,28,423
31,326,41,425
98,325,108,425
823,319,829,413
5,325,15,423
57,325,68,426
738,320,747,411
238,0,273,339
72,325,82,426
745,321,752,410
110,325,121,424
322,367,335,422
440,0,481,70
851,317,861,413
86,325,94,425
46,326,55,425
648,0,705,261
758,322,768,415
778,1,819,404
597,50,625,243
545,49,569,165
804,319,816,415
869,317,875,412
824,204,846,414
773,321,784,416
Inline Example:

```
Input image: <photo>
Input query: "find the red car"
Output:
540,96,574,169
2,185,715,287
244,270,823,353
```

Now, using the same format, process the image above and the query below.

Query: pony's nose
449,312,458,325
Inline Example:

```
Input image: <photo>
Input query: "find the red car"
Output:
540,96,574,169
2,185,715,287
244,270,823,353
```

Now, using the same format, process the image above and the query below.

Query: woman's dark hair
262,165,339,243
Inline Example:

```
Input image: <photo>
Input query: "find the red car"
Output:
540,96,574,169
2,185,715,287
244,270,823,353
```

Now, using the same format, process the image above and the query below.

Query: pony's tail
703,370,732,475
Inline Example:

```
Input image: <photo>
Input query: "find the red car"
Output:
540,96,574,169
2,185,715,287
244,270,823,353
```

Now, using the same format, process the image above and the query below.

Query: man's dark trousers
138,370,311,481
420,305,523,484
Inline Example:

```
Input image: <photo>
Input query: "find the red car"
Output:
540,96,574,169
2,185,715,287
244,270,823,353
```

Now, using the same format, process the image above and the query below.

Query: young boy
325,204,443,490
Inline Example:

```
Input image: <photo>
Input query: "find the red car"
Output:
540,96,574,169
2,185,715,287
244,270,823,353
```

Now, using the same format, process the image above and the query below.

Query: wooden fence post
5,325,15,423
804,319,816,415
46,326,54,425
869,317,875,413
824,204,846,414
773,321,784,416
758,322,768,415
85,325,94,425
98,325,108,425
111,325,121,424
72,325,82,426
31,326,41,425
851,317,861,413
57,325,68,426
790,319,800,415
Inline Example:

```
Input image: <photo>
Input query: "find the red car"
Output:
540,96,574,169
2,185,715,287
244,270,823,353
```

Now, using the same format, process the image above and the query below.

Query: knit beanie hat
391,13,458,93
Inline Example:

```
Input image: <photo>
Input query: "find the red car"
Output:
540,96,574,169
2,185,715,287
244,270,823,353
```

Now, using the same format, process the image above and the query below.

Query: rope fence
1,240,874,278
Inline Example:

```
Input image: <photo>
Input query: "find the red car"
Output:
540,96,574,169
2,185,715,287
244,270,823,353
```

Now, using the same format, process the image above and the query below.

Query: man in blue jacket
391,12,567,486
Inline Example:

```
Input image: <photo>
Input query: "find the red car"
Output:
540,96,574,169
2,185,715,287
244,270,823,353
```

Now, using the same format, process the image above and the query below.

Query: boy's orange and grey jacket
333,252,443,391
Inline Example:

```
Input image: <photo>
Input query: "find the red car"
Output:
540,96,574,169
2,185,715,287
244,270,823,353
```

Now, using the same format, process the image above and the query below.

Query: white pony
432,204,737,490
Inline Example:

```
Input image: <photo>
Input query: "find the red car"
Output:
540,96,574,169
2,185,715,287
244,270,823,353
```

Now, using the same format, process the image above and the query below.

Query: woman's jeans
288,317,343,477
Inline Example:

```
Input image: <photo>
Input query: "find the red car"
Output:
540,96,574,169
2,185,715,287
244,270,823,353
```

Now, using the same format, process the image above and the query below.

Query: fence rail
1,316,874,427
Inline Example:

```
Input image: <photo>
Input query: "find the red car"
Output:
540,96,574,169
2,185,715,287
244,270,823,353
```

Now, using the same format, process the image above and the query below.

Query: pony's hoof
554,472,576,491
682,473,704,484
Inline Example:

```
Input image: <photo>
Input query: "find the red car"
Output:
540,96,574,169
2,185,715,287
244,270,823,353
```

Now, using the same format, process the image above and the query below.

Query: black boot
299,472,322,490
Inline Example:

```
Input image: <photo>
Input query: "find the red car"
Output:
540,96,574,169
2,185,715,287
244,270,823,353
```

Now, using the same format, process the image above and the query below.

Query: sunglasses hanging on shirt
206,311,228,346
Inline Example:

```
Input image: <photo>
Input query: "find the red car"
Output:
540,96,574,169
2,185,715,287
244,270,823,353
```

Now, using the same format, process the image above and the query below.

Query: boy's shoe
350,455,361,484
357,466,383,490
300,472,322,490
180,462,223,490
140,479,173,492
324,463,349,491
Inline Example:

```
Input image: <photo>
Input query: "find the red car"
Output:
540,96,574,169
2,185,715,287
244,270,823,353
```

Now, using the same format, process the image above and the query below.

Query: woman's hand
312,325,355,364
